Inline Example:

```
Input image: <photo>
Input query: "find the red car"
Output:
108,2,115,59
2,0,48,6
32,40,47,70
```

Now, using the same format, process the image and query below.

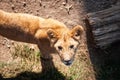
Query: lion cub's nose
64,60,71,63
63,60,73,66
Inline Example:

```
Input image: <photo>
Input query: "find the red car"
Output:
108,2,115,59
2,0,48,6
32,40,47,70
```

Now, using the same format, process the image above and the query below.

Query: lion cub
0,10,83,66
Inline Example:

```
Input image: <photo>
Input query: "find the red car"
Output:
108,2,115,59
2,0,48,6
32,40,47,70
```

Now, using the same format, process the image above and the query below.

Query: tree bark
85,5,120,48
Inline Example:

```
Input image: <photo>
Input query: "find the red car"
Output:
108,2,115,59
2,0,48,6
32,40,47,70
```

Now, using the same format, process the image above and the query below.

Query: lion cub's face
47,25,83,66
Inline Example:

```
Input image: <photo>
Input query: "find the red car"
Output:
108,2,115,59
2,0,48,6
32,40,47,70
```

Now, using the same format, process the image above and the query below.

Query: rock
23,2,26,7
11,4,15,10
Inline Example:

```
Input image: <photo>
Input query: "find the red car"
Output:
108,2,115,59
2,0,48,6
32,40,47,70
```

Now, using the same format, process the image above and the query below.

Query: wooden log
85,5,120,48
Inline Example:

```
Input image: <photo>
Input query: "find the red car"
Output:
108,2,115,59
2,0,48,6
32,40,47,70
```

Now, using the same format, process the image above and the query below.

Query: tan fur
0,10,84,66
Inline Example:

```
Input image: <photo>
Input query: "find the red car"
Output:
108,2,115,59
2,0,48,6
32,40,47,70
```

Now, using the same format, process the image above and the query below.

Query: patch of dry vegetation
0,43,41,78
0,42,95,80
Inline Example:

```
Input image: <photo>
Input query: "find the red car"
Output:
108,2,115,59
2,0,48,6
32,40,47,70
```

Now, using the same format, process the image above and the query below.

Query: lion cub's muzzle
61,54,74,66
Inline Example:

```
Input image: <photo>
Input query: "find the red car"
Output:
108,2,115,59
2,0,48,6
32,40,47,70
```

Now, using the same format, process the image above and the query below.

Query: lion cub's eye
58,46,63,50
69,45,74,49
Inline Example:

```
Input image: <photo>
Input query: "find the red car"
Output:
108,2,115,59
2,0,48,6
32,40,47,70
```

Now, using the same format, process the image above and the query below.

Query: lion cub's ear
47,29,58,46
71,25,84,41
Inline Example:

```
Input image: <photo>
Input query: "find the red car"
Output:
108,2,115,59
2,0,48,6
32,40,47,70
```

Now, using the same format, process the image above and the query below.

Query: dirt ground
0,0,120,80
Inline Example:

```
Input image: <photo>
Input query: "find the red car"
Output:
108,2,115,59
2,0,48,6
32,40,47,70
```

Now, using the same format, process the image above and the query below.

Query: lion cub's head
47,25,84,66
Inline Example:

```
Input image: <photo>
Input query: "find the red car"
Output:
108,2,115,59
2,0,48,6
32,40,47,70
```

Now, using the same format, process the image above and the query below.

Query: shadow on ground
0,62,66,80
0,70,66,80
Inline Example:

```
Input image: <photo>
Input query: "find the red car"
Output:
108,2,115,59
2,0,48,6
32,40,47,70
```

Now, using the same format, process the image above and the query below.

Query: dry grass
0,44,41,78
0,43,95,80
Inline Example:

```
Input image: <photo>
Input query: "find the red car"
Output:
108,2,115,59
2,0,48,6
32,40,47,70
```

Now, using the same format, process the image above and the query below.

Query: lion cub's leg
37,38,56,72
